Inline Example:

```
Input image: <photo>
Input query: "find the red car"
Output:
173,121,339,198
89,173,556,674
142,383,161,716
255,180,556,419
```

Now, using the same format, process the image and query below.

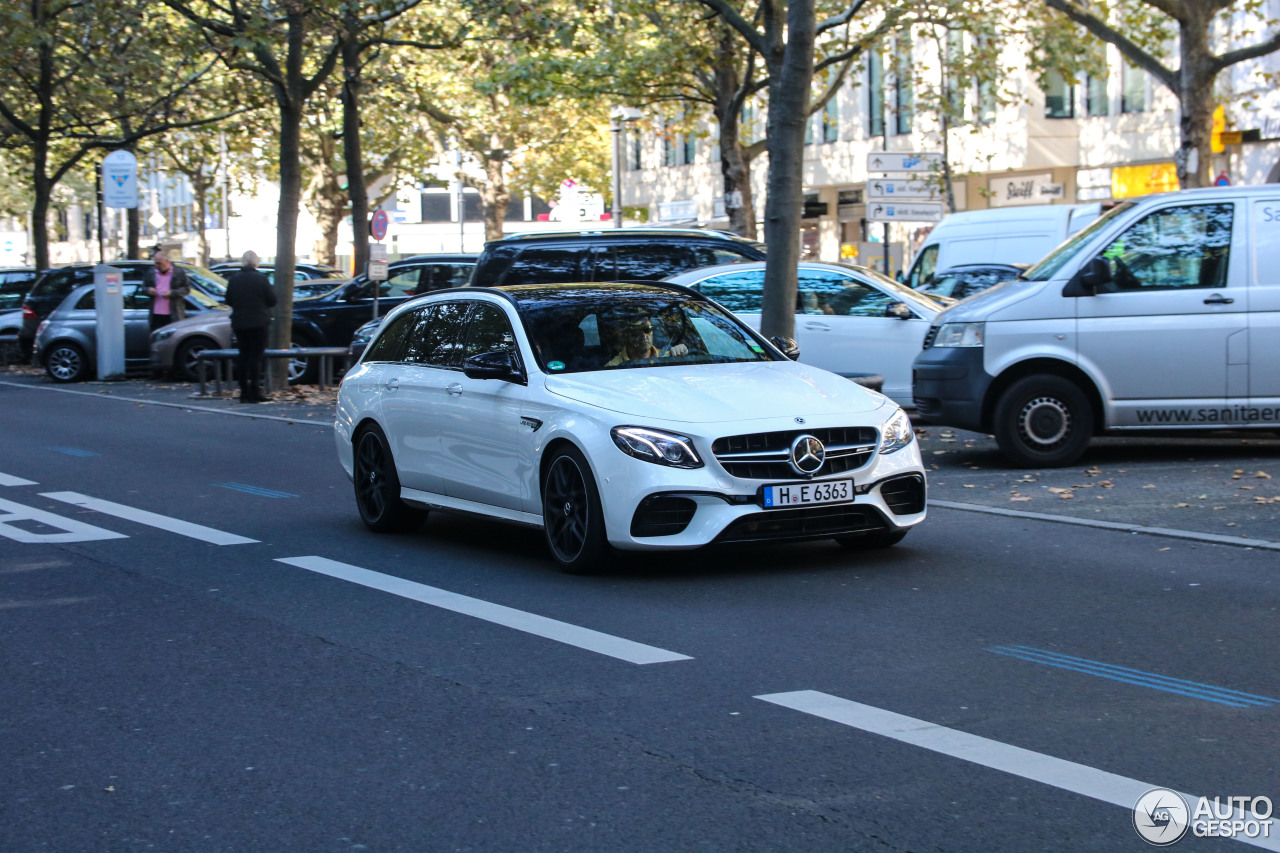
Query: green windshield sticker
548,360,566,371
749,345,764,353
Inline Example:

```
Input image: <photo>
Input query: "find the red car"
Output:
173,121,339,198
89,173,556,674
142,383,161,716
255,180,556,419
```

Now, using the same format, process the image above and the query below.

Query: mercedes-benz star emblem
789,434,825,476
794,417,806,424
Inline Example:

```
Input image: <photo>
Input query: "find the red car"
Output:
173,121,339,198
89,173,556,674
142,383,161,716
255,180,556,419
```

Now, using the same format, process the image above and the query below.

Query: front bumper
600,439,927,551
911,346,991,432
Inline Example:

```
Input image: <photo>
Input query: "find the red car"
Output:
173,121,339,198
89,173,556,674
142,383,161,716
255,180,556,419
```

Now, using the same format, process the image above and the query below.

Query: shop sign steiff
988,173,1064,207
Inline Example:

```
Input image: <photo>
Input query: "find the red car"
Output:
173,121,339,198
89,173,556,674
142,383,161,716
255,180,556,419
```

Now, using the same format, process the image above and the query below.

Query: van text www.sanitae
1136,407,1280,424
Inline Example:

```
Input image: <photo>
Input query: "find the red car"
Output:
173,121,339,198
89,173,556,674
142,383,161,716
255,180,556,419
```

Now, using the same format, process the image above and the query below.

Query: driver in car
605,315,689,366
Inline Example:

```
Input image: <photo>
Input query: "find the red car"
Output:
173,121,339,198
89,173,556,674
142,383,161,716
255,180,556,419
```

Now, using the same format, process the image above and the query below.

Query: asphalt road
3,374,1279,852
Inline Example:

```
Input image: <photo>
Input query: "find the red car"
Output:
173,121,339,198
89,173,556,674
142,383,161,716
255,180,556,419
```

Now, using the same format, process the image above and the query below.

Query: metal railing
196,347,350,396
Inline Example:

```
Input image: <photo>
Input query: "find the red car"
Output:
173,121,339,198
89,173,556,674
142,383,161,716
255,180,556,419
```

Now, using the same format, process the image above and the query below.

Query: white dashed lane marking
0,472,37,487
756,690,1280,850
277,556,693,665
40,491,258,545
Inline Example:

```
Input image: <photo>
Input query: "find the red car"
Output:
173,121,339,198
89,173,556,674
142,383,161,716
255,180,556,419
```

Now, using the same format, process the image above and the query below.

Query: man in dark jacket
223,250,277,403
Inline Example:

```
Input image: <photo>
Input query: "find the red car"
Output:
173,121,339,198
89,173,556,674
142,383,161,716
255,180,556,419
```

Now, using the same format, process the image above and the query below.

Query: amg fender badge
520,416,543,432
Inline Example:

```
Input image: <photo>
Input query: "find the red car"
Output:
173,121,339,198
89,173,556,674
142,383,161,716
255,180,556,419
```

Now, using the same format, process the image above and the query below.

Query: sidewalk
0,364,337,424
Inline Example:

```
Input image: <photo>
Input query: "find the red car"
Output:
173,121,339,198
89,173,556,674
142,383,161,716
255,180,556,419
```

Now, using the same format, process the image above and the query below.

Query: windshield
828,262,947,313
189,286,227,310
180,263,229,298
1023,202,1135,281
515,289,778,374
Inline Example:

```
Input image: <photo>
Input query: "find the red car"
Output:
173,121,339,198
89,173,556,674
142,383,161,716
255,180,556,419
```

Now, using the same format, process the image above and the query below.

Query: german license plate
762,479,853,508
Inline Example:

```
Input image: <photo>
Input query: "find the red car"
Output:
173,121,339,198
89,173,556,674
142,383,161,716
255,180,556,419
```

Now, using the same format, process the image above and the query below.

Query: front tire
175,336,218,382
993,374,1094,468
352,425,425,532
45,342,89,383
542,446,610,574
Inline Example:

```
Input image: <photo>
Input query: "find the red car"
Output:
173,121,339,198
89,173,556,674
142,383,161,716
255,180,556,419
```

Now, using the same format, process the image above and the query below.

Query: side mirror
463,350,524,383
770,335,800,360
885,301,913,320
1064,257,1111,297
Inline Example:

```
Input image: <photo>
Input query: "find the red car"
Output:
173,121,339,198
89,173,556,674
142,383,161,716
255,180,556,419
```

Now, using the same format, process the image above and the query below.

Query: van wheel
993,375,1093,468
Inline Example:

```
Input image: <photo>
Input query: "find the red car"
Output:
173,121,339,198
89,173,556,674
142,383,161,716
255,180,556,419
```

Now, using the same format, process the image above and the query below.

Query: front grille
880,474,926,515
922,325,939,350
716,504,888,543
711,426,877,480
630,496,697,537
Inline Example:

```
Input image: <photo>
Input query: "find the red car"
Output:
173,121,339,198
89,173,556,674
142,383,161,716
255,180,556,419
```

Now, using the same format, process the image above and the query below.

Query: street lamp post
609,107,642,229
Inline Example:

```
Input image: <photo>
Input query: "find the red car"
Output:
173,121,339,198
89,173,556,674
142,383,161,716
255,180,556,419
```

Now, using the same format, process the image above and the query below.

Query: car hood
543,361,887,423
933,277,1044,324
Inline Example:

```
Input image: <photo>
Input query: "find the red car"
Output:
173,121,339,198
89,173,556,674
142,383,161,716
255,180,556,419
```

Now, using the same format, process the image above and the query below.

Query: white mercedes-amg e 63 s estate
335,282,926,573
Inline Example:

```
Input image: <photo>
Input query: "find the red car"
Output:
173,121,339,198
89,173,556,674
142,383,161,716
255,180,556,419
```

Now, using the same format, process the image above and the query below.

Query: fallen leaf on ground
1175,502,1190,507
1010,496,1032,502
1256,471,1272,479
1142,484,1156,489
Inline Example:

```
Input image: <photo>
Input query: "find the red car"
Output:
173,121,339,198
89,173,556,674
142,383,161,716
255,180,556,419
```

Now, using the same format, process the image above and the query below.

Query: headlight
152,328,175,342
931,321,984,348
879,408,914,455
611,426,703,469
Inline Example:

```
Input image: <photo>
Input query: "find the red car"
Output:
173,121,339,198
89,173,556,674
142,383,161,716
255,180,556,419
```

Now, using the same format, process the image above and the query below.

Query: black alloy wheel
45,342,88,383
992,374,1094,468
353,425,425,532
542,446,609,574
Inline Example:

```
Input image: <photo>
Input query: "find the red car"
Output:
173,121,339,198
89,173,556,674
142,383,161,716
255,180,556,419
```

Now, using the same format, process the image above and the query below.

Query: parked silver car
151,310,313,384
36,283,224,382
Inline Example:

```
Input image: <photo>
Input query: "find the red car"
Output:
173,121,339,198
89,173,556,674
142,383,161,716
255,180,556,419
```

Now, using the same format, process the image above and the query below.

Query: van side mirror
1063,257,1111,297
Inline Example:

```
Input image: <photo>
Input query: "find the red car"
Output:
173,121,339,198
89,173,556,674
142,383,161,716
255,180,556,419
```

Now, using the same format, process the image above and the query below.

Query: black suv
468,229,766,288
289,253,477,351
18,261,228,360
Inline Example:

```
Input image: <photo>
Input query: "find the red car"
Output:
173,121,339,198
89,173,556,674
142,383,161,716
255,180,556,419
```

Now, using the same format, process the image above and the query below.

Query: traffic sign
101,151,138,209
867,152,942,173
866,201,946,223
866,178,938,200
369,209,389,241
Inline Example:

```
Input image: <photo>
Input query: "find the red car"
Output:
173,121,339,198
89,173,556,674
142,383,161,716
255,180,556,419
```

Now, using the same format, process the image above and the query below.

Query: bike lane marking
756,690,1280,851
277,556,693,665
40,492,258,545
0,496,127,543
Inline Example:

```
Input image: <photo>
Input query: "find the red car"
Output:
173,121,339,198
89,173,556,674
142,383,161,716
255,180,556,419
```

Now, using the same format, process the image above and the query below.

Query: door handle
803,322,831,331
383,377,399,391
1203,295,1233,305
446,383,463,396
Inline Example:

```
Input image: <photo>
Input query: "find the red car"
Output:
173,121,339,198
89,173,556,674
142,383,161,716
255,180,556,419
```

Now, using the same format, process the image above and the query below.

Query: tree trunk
1176,14,1215,189
758,0,816,342
481,155,510,243
191,172,211,266
712,26,757,238
342,22,370,276
31,175,52,272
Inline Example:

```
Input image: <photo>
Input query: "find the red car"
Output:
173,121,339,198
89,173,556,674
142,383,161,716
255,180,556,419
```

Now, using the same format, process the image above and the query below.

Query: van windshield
1023,202,1134,281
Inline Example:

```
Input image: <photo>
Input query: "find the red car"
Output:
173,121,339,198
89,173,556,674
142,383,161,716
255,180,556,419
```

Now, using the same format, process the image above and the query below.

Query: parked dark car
210,261,348,297
0,266,38,310
19,260,228,359
913,263,1029,300
288,253,477,354
468,228,767,288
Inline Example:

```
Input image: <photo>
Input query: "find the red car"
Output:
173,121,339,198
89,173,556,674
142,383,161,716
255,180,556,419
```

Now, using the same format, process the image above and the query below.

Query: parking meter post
367,242,388,321
93,264,126,380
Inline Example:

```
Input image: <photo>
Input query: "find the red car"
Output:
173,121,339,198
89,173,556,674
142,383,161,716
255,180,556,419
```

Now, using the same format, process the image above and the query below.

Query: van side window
1099,203,1233,291
503,248,583,285
908,245,938,289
